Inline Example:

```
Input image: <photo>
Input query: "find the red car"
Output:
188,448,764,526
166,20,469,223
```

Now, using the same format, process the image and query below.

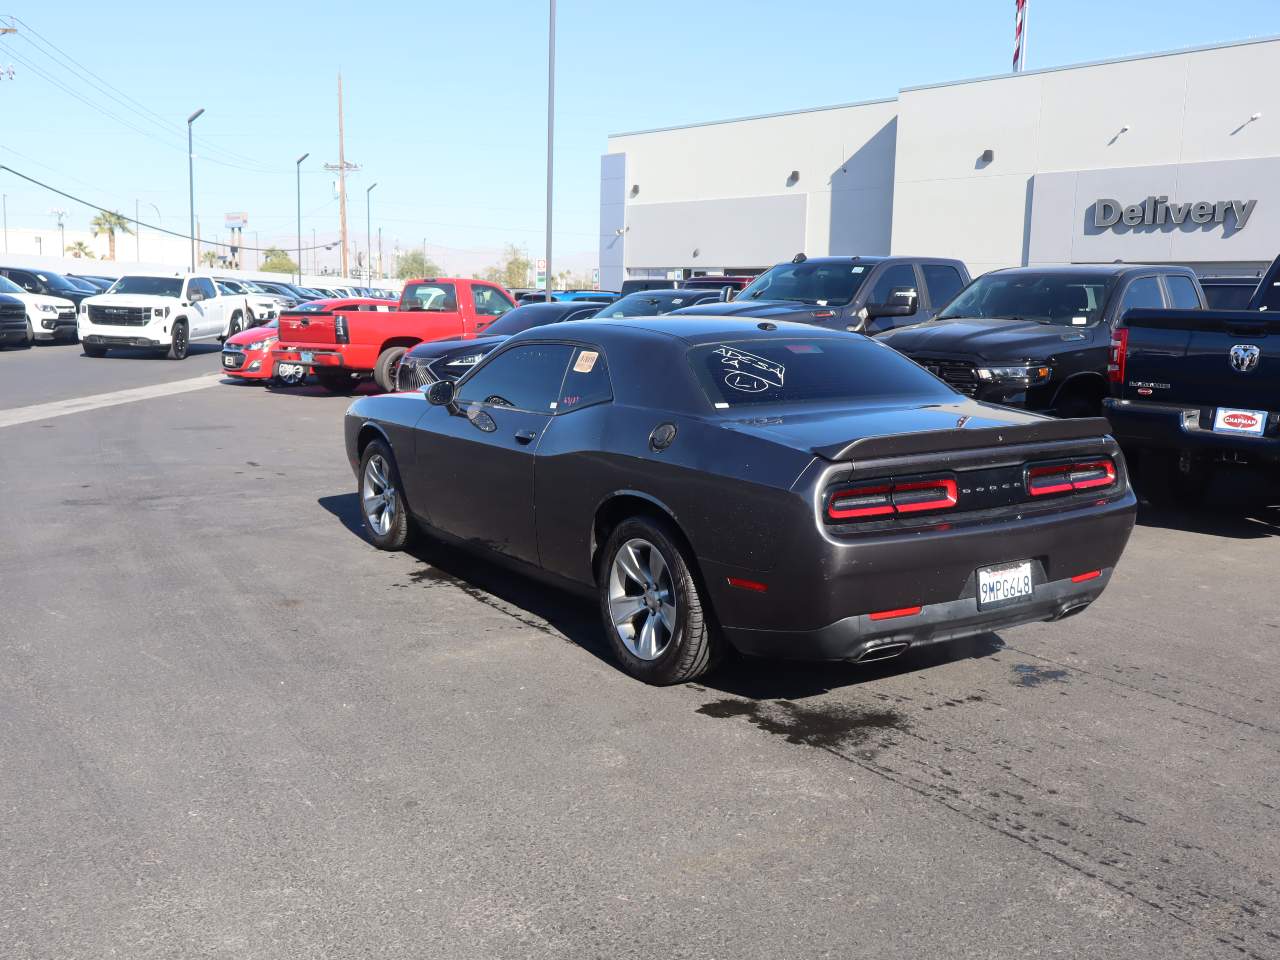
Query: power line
0,163,339,253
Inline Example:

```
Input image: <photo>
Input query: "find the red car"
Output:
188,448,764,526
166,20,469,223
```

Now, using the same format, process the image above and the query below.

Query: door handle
514,429,538,445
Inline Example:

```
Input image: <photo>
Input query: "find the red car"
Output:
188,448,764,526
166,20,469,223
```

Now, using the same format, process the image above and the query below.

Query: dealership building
598,35,1280,291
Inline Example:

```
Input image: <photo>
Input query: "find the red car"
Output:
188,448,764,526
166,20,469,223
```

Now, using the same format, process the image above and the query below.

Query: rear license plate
299,350,314,364
977,561,1033,608
1212,407,1267,436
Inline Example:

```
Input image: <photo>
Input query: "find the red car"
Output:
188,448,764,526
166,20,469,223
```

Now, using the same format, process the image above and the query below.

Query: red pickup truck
273,278,516,392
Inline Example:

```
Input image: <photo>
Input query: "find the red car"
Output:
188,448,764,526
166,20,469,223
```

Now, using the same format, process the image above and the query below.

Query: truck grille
89,305,150,327
0,302,25,333
920,358,980,396
397,357,432,392
222,350,246,371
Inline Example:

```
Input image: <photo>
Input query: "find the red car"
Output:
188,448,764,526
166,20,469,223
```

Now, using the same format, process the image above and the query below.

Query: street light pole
365,182,377,285
187,107,205,272
544,0,556,301
296,152,309,284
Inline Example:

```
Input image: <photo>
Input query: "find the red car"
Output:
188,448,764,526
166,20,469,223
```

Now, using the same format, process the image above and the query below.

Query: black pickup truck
1103,256,1280,493
671,254,971,333
877,264,1205,417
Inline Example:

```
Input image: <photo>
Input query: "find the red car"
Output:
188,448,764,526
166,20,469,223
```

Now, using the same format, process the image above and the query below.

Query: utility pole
51,208,66,255
377,227,382,280
323,73,360,280
135,199,140,260
296,152,309,285
365,182,377,285
3,193,8,254
312,228,317,275
544,0,556,301
187,107,205,272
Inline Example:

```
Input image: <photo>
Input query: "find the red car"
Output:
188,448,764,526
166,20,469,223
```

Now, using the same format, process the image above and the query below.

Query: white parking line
0,373,225,429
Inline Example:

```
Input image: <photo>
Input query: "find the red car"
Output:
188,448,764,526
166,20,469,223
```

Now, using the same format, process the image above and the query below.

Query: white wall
891,36,1280,276
605,98,899,273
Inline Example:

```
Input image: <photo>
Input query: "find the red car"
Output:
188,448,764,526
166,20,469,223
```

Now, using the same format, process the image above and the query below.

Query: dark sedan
592,288,723,318
396,300,602,390
344,317,1136,685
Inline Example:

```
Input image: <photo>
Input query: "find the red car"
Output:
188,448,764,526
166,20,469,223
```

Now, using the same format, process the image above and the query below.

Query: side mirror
865,286,918,318
719,286,737,302
189,291,203,303
426,379,455,407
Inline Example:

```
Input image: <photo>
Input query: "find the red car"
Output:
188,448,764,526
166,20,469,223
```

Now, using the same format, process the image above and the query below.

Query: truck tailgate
279,310,337,345
1122,309,1280,410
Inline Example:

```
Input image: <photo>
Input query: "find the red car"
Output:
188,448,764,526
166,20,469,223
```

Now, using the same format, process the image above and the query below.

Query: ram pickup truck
79,273,246,359
671,254,971,333
272,278,515,392
1103,256,1280,495
878,264,1206,417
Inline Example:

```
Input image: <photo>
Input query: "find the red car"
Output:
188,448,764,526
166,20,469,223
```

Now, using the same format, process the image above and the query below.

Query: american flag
1013,0,1028,72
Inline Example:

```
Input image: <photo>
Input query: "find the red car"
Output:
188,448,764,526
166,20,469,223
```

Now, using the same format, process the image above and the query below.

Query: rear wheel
359,440,411,550
374,345,409,392
166,321,189,360
599,516,717,685
82,342,107,358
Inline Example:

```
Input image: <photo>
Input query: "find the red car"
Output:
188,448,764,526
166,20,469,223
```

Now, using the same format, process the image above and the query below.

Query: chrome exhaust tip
853,641,910,664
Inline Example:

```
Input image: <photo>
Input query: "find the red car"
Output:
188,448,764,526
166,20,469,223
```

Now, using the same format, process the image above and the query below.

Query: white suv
0,273,77,343
79,273,243,359
215,278,283,331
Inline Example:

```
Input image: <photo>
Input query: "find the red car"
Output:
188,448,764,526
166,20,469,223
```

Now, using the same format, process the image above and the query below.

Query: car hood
14,292,76,310
406,334,506,360
723,399,1047,459
86,294,177,308
226,327,278,348
670,300,840,323
877,317,1096,361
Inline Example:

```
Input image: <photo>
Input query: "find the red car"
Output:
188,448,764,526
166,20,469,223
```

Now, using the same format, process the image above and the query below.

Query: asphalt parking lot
2,340,1278,959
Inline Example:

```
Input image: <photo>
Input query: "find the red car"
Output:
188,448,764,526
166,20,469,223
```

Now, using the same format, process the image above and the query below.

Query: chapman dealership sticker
573,351,599,373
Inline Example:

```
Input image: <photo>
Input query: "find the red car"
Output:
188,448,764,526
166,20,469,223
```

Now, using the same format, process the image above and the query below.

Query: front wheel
23,319,34,347
166,321,189,360
599,516,717,685
226,313,243,339
359,440,411,550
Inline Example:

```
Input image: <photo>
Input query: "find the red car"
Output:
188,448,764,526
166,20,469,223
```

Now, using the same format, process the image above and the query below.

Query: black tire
316,370,356,393
166,321,189,360
82,342,107,358
358,439,412,551
23,319,34,348
598,515,717,685
374,345,409,393
227,313,243,339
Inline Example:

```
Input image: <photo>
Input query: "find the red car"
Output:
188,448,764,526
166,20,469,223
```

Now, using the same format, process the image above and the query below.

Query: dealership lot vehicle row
1,350,1278,958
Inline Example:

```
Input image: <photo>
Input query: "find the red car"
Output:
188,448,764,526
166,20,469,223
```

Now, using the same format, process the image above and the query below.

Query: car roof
516,314,847,347
1198,276,1257,285
985,264,1196,280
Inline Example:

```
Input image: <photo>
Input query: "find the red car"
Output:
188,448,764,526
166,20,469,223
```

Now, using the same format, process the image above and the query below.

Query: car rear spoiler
814,417,1112,462
1123,308,1280,334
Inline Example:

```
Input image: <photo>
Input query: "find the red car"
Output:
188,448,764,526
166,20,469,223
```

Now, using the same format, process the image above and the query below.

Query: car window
1164,275,1201,310
189,278,216,300
922,264,965,308
1201,283,1255,310
403,282,457,312
868,264,917,306
1117,277,1163,317
938,272,1118,327
0,275,22,294
8,270,38,291
456,343,575,412
737,262,868,306
111,276,183,297
472,284,514,318
215,281,235,295
556,347,612,413
689,338,956,409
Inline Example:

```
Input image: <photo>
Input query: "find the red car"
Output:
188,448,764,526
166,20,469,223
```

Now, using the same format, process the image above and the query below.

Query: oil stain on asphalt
1010,664,1071,687
697,697,910,752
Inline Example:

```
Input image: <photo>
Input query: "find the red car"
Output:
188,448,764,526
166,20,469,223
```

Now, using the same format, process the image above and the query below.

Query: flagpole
1022,0,1029,71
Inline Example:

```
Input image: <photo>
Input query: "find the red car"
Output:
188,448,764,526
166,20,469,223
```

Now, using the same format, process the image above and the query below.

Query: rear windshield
736,262,870,307
595,291,711,318
402,282,458,311
688,337,956,408
937,272,1118,326
107,276,184,297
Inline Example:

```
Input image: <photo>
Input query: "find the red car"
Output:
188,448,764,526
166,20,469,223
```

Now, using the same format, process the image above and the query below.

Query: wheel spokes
615,543,647,588
658,602,676,633
637,612,658,659
609,595,646,626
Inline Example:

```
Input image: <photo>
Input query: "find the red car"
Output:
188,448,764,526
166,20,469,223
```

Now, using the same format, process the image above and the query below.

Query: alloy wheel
607,538,677,661
362,454,398,536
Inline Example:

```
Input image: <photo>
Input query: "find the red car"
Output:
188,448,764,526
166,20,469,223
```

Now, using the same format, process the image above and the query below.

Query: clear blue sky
1,0,1275,271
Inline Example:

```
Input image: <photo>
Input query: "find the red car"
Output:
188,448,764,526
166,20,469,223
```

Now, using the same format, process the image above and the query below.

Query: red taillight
869,605,922,621
1071,570,1102,583
1027,459,1117,497
334,314,350,344
1108,327,1128,384
827,477,957,521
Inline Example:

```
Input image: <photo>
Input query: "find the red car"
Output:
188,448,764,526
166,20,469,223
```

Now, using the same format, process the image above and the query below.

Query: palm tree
200,250,220,267
90,211,134,261
65,240,95,259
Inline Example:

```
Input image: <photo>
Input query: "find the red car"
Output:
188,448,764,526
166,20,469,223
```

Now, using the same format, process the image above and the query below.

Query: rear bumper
724,570,1111,662
274,345,346,368
1104,398,1280,462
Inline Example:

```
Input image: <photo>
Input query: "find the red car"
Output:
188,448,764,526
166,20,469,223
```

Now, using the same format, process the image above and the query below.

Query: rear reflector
1027,459,1116,497
727,577,768,593
869,606,922,621
1108,327,1128,384
827,476,957,521
1071,570,1102,583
